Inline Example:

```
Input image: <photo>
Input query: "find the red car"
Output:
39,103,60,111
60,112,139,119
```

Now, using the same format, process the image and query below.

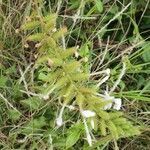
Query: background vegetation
0,0,150,149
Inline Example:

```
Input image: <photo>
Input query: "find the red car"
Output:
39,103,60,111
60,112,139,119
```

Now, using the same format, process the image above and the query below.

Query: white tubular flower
102,91,122,110
113,98,122,110
105,68,110,75
42,94,49,100
75,50,79,58
87,133,92,147
102,92,114,110
96,69,110,87
56,104,66,127
103,102,112,110
97,75,110,87
56,117,63,127
83,118,92,147
81,110,96,118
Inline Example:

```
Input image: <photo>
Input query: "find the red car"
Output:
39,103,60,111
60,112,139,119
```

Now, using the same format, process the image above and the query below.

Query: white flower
56,104,66,127
83,118,92,147
87,133,92,146
102,92,114,110
42,95,49,100
81,110,96,118
56,117,63,127
75,51,79,58
105,68,110,75
103,102,113,110
67,105,75,110
102,91,122,110
113,98,122,110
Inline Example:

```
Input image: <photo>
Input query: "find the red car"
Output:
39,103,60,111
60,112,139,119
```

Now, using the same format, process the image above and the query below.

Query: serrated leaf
55,76,69,88
43,13,57,22
8,109,21,121
20,97,43,110
60,47,76,59
52,27,67,40
107,121,118,139
64,60,80,73
98,110,110,120
22,116,46,134
21,20,40,30
66,122,84,149
27,33,45,41
99,119,107,136
71,73,89,81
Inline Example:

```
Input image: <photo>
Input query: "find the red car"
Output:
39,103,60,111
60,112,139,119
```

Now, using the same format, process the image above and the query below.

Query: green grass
0,0,150,149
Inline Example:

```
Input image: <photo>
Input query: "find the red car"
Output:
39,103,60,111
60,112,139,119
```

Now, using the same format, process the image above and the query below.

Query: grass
0,0,150,149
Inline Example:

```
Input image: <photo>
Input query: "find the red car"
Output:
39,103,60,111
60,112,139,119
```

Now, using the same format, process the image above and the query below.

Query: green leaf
43,13,57,22
98,110,110,120
68,0,80,9
60,47,76,59
107,121,118,139
38,72,49,81
20,97,43,110
79,43,90,58
64,61,80,73
22,116,46,134
0,75,7,87
71,73,89,81
21,20,40,30
142,43,150,62
8,109,21,121
94,0,103,13
99,119,107,136
52,27,67,40
27,33,45,41
87,135,113,150
66,122,84,149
